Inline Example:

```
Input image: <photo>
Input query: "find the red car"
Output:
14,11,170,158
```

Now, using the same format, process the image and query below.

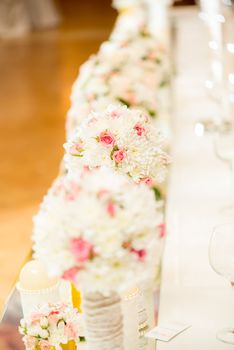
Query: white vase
82,291,124,350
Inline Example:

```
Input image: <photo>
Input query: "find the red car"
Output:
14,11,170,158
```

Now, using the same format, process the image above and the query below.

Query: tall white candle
17,260,62,318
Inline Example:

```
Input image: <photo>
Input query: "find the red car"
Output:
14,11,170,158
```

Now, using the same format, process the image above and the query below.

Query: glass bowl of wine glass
209,223,234,344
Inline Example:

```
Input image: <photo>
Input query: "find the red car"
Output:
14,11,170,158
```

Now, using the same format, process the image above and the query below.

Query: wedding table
1,6,234,350
157,7,234,350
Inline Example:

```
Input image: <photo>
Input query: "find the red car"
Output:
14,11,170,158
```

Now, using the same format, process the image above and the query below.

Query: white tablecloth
157,7,234,350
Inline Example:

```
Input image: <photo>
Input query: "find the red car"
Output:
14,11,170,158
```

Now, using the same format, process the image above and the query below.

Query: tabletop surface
1,6,234,350
157,7,234,350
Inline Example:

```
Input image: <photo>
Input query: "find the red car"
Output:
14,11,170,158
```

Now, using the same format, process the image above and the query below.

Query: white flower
20,319,26,328
27,325,41,337
40,316,49,328
39,329,49,339
33,167,164,293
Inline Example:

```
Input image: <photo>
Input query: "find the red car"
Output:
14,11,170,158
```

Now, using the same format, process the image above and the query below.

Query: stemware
209,223,234,344
213,127,234,214
194,0,234,136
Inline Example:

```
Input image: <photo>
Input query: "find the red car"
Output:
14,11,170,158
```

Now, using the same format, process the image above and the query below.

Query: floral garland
65,105,169,185
33,167,163,293
19,302,82,350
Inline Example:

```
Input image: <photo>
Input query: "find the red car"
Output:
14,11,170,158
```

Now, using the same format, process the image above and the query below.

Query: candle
17,260,61,318
19,260,59,290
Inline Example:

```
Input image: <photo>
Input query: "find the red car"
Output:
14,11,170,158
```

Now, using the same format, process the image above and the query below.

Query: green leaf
110,145,119,160
117,97,131,108
73,154,84,157
152,186,162,200
148,109,157,118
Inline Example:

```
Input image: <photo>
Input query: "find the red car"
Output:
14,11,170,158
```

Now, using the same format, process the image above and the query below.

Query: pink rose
139,176,153,187
53,183,63,196
47,310,60,325
134,123,147,136
99,130,115,146
125,91,136,104
97,189,110,199
65,323,78,339
131,248,146,262
158,223,166,238
69,143,83,156
70,238,93,263
113,149,126,164
110,110,120,118
106,201,116,217
62,266,80,282
65,182,80,201
83,165,90,173
39,340,51,350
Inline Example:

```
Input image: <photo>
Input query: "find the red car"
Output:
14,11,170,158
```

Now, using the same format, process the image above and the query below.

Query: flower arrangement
19,302,82,350
66,31,170,137
33,167,163,293
65,105,169,185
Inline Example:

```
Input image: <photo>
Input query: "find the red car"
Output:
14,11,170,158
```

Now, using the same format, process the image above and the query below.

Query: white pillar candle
19,259,59,290
17,260,62,318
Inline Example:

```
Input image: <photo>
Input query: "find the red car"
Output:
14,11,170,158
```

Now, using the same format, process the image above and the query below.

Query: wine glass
213,127,234,215
209,223,234,344
194,0,224,136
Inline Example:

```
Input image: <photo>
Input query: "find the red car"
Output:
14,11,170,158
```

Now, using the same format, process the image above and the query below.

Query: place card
145,322,191,342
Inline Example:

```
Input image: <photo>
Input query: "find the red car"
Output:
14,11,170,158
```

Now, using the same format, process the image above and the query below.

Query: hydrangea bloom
66,31,171,137
33,167,163,293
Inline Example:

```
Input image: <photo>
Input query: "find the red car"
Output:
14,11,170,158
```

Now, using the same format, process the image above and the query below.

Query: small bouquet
65,105,169,186
19,302,82,350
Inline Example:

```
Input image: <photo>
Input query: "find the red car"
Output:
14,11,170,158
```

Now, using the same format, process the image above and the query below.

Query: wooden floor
0,0,116,314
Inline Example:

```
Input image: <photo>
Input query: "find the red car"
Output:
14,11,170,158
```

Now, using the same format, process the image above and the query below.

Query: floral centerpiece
19,302,82,350
65,105,169,190
66,31,171,138
33,167,163,350
33,167,163,292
